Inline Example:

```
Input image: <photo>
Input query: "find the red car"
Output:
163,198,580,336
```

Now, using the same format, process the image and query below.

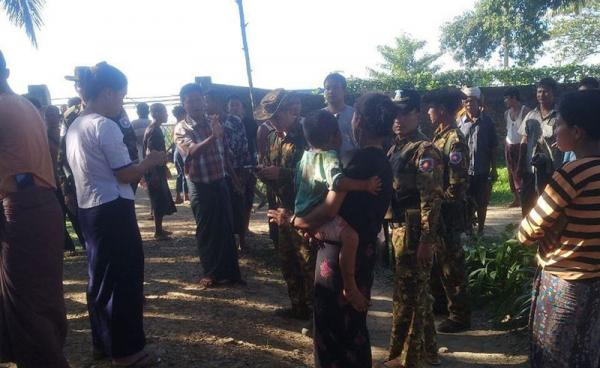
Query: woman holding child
269,92,395,368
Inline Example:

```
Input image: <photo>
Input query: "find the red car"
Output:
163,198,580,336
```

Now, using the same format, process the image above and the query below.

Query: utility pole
236,0,255,111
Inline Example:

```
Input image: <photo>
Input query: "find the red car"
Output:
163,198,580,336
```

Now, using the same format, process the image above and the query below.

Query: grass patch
65,220,83,249
490,165,514,206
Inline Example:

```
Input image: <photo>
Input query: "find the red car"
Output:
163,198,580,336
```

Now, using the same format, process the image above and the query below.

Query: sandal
113,352,161,367
198,277,215,290
153,233,171,242
381,360,406,368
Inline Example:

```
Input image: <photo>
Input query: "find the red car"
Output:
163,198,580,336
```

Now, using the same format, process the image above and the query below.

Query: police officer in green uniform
424,88,472,333
254,89,315,320
385,90,443,368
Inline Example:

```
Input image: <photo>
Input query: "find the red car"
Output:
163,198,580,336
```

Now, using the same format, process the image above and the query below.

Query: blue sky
0,0,479,105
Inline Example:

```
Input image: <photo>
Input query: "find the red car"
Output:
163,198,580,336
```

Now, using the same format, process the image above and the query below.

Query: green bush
465,225,536,326
347,64,600,94
490,166,514,206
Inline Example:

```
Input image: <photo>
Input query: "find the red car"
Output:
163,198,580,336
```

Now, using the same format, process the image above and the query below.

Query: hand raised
365,176,382,195
145,150,168,167
209,115,224,139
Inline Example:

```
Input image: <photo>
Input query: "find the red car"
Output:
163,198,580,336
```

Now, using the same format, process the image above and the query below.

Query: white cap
461,86,482,100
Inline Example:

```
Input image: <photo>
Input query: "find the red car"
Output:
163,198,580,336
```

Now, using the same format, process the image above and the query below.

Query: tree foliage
549,0,600,62
347,64,600,95
440,0,587,67
1,0,45,47
369,33,441,85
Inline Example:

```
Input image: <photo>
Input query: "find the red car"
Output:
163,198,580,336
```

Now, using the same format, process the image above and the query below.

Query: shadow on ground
61,188,528,368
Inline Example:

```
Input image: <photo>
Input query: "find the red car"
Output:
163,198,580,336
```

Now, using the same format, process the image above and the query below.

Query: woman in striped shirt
518,89,600,368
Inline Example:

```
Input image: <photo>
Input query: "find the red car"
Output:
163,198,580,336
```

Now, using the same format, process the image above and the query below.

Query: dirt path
59,189,528,367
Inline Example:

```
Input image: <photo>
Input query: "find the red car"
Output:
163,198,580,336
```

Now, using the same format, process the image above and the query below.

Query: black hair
150,103,166,114
324,72,347,90
537,77,558,92
172,105,186,119
226,94,243,104
80,62,128,102
45,104,60,115
354,92,397,138
136,102,149,118
24,95,42,109
559,90,600,140
0,50,5,71
579,76,600,90
302,110,339,149
179,83,204,104
204,89,226,106
422,88,465,116
503,87,521,101
67,97,82,107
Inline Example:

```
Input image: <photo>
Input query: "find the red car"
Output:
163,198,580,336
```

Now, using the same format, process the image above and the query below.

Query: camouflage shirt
432,124,469,201
388,130,444,245
260,120,307,210
56,104,84,195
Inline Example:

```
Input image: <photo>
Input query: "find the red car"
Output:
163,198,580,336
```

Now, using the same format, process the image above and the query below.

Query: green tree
440,0,587,67
369,33,441,89
2,0,44,47
549,0,600,62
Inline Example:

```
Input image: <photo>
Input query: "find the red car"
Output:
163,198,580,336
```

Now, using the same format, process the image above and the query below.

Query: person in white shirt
503,87,530,208
322,73,357,159
66,62,166,366
131,102,151,160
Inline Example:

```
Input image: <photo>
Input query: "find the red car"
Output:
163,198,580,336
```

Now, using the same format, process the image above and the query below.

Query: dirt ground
58,189,529,368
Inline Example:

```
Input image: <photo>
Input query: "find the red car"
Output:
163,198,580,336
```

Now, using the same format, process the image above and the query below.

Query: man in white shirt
503,87,530,208
518,78,561,216
131,102,151,160
322,73,356,159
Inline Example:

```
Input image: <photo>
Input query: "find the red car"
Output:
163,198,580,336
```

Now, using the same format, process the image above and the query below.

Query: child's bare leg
339,225,369,311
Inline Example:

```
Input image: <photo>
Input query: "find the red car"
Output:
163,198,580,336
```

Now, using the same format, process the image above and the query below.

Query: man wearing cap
386,90,442,367
458,86,498,235
322,73,356,159
254,89,314,320
57,67,89,247
424,88,472,333
0,50,70,367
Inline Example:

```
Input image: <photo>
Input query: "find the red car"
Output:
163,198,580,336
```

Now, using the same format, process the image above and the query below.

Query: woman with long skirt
66,62,166,366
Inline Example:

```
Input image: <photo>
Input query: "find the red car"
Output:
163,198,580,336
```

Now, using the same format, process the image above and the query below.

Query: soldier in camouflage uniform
424,88,472,333
57,68,90,248
385,90,443,368
254,89,315,320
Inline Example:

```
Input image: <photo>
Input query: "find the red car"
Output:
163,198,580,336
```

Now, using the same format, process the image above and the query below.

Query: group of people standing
2,44,600,368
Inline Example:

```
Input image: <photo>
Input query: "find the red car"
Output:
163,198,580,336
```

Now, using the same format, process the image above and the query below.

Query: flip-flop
154,233,171,242
198,277,215,290
381,360,406,368
113,352,161,367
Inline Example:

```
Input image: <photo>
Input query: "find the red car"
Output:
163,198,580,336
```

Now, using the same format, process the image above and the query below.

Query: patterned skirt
530,269,600,367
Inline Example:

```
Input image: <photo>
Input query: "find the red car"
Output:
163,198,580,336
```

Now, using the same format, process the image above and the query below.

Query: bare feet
174,194,183,204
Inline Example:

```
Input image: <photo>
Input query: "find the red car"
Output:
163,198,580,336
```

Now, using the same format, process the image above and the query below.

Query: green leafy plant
347,64,600,95
465,225,537,326
490,166,514,206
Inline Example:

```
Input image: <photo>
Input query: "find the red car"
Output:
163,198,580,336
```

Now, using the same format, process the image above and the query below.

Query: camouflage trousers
389,224,437,367
277,225,316,311
431,230,471,324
